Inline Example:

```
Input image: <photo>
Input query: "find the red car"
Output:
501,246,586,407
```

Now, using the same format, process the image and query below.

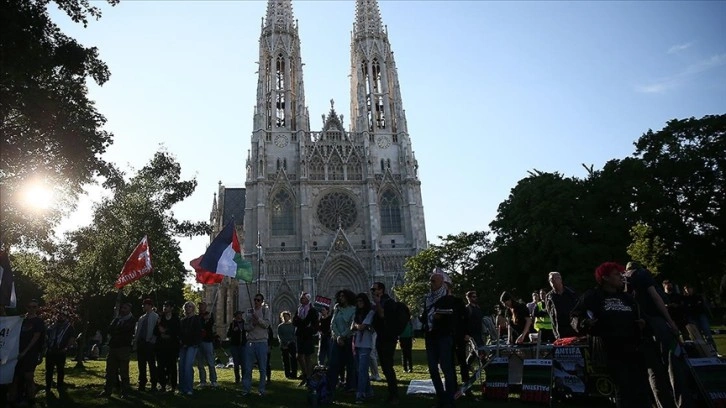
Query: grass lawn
25,330,726,408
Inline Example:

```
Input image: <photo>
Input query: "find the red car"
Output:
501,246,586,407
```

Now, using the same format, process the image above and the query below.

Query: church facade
208,0,426,332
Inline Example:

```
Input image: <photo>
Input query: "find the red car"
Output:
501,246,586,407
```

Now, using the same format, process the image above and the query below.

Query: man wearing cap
292,292,318,386
420,269,458,408
134,298,159,392
45,310,76,394
155,301,180,393
100,302,136,398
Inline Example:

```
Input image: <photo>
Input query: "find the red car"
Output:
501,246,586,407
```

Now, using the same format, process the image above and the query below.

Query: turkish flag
114,236,153,289
190,255,223,285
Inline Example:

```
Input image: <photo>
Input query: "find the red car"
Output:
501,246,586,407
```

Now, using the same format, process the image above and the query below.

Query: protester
545,272,579,339
526,291,539,316
134,298,159,392
327,289,356,394
398,319,414,373
11,299,46,405
226,310,247,384
624,261,688,408
317,306,332,366
196,301,218,388
533,288,554,343
277,311,297,380
292,292,319,386
352,293,376,404
421,269,458,408
45,310,75,394
500,292,532,344
242,293,270,396
155,300,180,393
571,262,650,408
178,301,202,396
370,281,399,404
100,302,136,399
682,284,717,353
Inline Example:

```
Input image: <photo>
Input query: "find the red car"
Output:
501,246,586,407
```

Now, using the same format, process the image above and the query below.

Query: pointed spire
265,0,295,30
354,0,384,38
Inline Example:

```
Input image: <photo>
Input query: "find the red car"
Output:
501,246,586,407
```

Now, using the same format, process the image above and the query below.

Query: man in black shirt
500,292,532,344
545,272,579,339
100,302,136,398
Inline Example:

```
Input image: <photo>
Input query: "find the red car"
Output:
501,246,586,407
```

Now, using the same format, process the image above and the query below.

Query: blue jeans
178,346,198,394
425,334,456,406
355,347,373,399
230,344,246,382
196,341,217,383
243,341,268,394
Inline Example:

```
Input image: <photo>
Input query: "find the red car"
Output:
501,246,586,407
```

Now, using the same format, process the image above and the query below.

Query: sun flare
23,183,55,211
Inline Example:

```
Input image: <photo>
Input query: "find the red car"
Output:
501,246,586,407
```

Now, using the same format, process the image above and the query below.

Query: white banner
0,316,23,384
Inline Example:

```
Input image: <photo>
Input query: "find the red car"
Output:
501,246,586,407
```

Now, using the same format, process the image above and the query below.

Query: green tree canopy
0,0,118,249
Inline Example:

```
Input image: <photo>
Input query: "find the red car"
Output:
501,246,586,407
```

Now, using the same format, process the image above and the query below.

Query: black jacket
420,295,459,338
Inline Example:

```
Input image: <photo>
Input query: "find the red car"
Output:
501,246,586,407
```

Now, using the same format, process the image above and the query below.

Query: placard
313,295,331,311
552,346,587,396
483,356,509,400
520,359,552,404
688,357,726,408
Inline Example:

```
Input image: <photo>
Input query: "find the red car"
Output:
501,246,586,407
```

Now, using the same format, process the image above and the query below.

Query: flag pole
256,231,262,295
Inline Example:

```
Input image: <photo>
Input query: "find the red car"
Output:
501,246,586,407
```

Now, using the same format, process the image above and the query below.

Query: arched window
309,154,325,180
347,154,363,181
328,154,344,181
380,189,402,234
271,190,294,235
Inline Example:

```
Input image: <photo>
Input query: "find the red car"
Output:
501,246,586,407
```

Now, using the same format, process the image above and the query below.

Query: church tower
214,0,427,321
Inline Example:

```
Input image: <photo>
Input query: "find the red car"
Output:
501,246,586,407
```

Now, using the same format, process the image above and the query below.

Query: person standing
134,298,159,392
292,292,319,386
12,299,46,406
370,281,399,404
178,301,202,396
195,301,218,388
682,284,717,353
317,306,332,366
545,272,579,339
571,262,650,408
398,319,414,373
277,311,297,380
352,293,376,404
44,310,75,394
533,289,554,343
421,270,458,408
155,301,180,393
100,302,136,398
242,293,271,397
228,310,247,384
327,289,356,394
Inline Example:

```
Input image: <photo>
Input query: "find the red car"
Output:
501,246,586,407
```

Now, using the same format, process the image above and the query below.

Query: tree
43,150,210,356
626,222,666,275
632,114,726,285
398,232,492,313
0,0,118,249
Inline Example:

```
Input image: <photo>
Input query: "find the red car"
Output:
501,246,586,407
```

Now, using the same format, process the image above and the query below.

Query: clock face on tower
274,134,289,148
376,135,391,149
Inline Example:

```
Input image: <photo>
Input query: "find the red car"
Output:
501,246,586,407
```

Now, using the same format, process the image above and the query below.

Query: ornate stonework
209,0,426,334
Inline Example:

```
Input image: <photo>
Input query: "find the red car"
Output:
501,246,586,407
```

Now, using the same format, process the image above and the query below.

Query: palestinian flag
190,255,224,285
200,222,253,282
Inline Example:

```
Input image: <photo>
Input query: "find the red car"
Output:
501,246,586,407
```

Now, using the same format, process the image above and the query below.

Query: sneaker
210,382,219,388
197,382,208,388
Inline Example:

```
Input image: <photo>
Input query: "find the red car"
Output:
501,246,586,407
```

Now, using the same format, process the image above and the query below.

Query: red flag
190,255,223,285
114,236,153,289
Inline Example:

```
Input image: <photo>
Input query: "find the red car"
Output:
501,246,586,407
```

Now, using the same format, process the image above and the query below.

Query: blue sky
52,1,726,273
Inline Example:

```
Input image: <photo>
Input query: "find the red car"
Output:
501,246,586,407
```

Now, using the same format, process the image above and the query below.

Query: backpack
306,366,330,406
389,301,411,336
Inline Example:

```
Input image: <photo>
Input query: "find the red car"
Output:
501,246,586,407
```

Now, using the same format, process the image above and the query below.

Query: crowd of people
2,263,722,408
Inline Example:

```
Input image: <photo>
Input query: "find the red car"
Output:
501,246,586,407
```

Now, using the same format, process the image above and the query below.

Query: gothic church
208,0,426,332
